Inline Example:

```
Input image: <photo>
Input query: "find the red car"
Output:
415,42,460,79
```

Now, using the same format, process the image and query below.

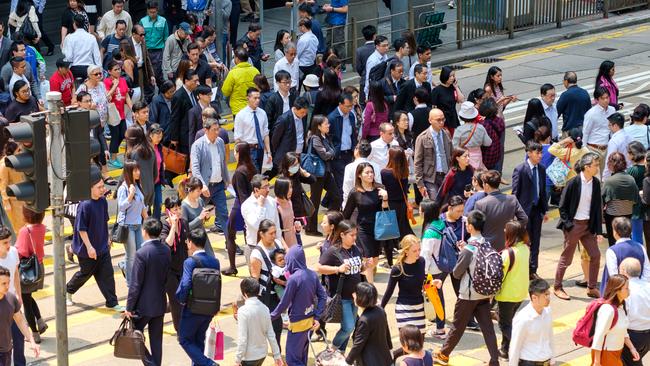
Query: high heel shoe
222,268,238,277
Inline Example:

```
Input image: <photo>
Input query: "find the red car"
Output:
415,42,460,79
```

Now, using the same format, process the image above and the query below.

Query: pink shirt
15,224,46,262
362,101,389,139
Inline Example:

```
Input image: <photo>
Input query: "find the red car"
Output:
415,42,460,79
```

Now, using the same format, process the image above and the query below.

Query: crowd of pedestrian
0,0,650,365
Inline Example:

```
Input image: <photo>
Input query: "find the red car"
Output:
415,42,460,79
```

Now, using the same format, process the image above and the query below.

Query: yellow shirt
221,62,259,115
495,241,530,303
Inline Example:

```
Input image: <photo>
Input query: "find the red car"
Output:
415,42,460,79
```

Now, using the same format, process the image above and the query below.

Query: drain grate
475,57,504,63
597,47,617,52
448,65,469,71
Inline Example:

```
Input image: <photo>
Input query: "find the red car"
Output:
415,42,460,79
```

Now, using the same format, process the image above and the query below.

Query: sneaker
433,350,449,365
235,245,244,255
65,243,75,263
32,332,41,344
66,293,74,306
109,304,126,312
467,321,480,331
447,0,456,8
109,159,123,169
37,318,48,334
498,349,509,361
310,332,324,342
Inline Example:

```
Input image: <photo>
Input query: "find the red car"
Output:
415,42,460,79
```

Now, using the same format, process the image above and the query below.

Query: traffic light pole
47,91,69,366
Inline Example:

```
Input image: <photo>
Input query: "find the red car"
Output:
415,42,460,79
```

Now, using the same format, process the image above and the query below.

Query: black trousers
497,301,522,354
66,251,118,307
229,0,241,47
70,65,89,80
527,204,544,274
21,292,42,332
306,172,341,232
133,315,164,366
165,271,182,331
262,294,283,352
36,10,55,50
622,329,650,366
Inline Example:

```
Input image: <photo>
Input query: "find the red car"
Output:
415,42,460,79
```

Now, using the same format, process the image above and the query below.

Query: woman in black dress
313,68,342,117
381,147,414,266
279,152,317,225
393,110,414,151
430,66,465,136
223,142,256,276
343,162,389,283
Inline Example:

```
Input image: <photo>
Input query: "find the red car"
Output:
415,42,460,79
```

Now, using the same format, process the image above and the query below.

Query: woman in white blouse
591,274,640,366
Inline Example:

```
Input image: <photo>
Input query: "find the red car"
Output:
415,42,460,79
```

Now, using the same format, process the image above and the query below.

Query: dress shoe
587,288,601,298
554,287,571,300
529,272,541,281
37,318,48,334
498,349,509,361
222,268,238,277
575,279,588,288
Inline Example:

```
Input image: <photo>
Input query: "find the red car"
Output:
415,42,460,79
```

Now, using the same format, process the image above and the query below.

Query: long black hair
523,98,545,123
273,29,290,54
420,198,442,237
596,60,615,87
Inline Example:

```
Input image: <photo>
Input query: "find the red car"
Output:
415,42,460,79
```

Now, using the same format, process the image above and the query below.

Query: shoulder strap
26,226,36,254
333,248,347,295
461,123,478,148
254,246,275,292
646,126,649,148
506,247,515,274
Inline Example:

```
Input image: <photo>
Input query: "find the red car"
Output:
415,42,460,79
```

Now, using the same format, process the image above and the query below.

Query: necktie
387,143,391,151
394,81,399,93
437,132,448,172
189,91,196,107
532,166,539,205
253,110,264,150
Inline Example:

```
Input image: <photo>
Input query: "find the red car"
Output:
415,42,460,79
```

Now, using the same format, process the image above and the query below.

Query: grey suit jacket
190,135,230,186
413,128,452,187
0,37,12,68
474,191,528,251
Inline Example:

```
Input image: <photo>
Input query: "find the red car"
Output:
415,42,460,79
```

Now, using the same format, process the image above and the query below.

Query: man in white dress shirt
342,140,382,209
539,83,558,141
296,18,319,87
602,112,633,179
62,14,101,79
508,279,553,366
240,175,283,263
583,86,616,175
234,88,272,173
273,43,299,92
620,258,650,365
368,123,399,170
363,35,389,97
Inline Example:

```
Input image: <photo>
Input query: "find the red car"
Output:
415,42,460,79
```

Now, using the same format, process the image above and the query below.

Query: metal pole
259,0,265,74
214,0,224,60
47,91,68,366
350,17,357,67
507,0,514,39
603,0,610,18
291,0,299,41
457,0,463,49
556,0,562,28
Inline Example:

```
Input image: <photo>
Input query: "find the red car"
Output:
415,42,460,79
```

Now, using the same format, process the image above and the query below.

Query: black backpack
368,61,388,82
187,256,222,316
19,17,38,41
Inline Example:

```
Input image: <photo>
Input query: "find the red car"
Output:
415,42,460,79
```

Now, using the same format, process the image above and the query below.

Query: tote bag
374,208,400,241
300,136,325,177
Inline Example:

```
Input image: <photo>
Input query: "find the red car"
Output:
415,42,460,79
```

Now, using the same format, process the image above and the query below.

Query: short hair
413,87,429,104
529,278,550,297
338,93,354,105
389,60,403,71
284,42,296,53
274,70,291,83
540,83,555,96
187,42,200,52
379,122,393,133
563,71,577,84
270,248,286,264
374,35,388,46
10,40,25,55
160,80,175,94
112,0,125,4
0,226,12,240
251,174,268,190
142,217,163,237
188,228,208,248
298,2,314,15
73,14,85,28
298,18,312,30
132,101,148,113
576,152,600,173
620,257,642,278
183,69,197,82
240,277,260,297
10,57,25,69
115,19,127,29
416,44,429,55
526,141,543,153
293,96,309,110
0,265,9,278
466,210,486,231
147,1,159,9
357,139,372,158
354,282,378,308
448,195,465,208
248,23,262,33
393,38,407,52
362,25,377,41
607,152,627,174
608,113,625,129
481,170,501,189
594,86,610,100
246,87,260,97
196,85,212,95
203,118,218,130
413,63,427,76
274,177,292,200
612,216,633,238
234,47,249,62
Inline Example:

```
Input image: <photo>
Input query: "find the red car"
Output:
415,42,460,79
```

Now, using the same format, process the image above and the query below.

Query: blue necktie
253,110,264,150
532,166,539,205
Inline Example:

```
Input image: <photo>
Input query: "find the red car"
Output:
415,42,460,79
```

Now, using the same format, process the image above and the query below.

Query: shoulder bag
322,250,346,324
110,318,148,359
547,145,572,187
301,136,326,177
397,178,417,225
111,188,129,244
301,191,316,217
162,142,188,175
19,227,44,293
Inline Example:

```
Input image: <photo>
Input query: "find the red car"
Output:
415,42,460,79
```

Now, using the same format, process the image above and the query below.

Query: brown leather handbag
109,318,148,359
162,142,187,174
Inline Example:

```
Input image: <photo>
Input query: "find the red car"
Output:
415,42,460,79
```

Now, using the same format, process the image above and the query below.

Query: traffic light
4,115,50,213
63,109,101,202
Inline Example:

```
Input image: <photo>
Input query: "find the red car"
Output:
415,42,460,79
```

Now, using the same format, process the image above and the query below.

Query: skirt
395,302,426,330
357,224,381,258
591,349,622,366
230,197,245,232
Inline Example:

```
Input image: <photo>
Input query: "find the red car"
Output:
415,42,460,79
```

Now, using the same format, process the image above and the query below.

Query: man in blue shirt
176,228,220,366
323,0,349,61
66,175,124,311
556,71,591,133
299,4,326,54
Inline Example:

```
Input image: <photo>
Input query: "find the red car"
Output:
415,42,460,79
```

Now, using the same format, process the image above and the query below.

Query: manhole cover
597,47,617,52
475,57,504,63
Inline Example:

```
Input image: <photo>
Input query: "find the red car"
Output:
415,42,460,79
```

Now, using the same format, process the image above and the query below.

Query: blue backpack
187,0,209,11
431,223,462,274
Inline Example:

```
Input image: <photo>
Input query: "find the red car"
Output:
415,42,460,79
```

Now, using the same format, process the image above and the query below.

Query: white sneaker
448,0,456,8
66,293,74,306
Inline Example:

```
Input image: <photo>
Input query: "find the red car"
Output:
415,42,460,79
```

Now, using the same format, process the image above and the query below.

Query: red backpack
572,299,618,348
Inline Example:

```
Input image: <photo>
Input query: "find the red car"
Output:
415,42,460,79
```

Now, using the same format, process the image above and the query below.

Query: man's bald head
619,257,642,278
428,108,445,131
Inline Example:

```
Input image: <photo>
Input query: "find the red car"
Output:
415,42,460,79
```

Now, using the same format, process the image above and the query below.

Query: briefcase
109,318,148,359
162,143,187,174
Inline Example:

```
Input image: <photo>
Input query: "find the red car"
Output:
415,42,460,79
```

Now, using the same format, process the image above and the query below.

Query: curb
428,13,650,67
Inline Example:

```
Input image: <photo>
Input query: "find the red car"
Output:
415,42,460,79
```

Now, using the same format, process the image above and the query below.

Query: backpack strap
254,246,276,294
191,255,203,268
506,247,515,274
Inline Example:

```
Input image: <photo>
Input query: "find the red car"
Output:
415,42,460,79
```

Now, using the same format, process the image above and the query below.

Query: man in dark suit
512,141,549,280
328,94,358,206
355,25,376,104
474,170,528,251
264,70,297,138
168,70,199,156
270,97,309,178
128,24,156,103
187,85,213,147
124,218,171,366
176,228,220,366
381,61,405,116
395,63,431,112
0,21,12,68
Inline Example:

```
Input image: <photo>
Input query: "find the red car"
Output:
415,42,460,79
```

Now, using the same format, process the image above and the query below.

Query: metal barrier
609,0,649,11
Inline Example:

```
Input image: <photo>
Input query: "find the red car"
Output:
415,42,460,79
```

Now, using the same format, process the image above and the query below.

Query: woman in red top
104,60,133,169
16,207,47,343
363,81,389,141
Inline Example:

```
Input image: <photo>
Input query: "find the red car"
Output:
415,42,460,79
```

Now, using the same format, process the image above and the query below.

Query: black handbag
111,193,129,244
19,16,38,41
322,251,346,324
109,318,148,359
19,227,44,293
301,191,315,217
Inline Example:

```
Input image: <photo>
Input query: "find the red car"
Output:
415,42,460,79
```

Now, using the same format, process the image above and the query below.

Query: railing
609,0,649,11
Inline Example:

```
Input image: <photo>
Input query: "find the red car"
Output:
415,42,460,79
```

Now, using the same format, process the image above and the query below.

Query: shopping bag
374,208,400,241
204,322,224,360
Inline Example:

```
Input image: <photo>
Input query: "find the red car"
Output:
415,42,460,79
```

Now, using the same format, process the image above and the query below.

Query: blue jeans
11,321,25,366
632,218,644,245
124,224,143,286
152,183,163,220
332,299,357,352
208,182,229,237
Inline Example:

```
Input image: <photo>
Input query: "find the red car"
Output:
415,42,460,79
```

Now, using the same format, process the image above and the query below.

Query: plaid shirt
480,115,505,169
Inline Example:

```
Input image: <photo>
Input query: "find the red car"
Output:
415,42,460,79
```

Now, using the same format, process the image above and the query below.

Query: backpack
368,61,388,82
186,0,209,11
469,239,503,296
572,299,619,348
19,16,38,41
187,256,222,316
431,224,460,274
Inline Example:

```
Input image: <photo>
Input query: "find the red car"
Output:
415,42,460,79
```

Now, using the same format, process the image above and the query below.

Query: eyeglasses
92,72,102,76
136,33,145,36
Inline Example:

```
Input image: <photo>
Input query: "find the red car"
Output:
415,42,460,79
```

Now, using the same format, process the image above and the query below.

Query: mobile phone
204,204,215,211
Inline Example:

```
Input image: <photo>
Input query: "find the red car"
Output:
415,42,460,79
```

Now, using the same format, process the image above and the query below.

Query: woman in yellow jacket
0,141,26,232
495,220,530,361
221,47,260,115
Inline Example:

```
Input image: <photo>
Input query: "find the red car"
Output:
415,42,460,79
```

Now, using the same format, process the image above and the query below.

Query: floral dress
76,82,109,124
